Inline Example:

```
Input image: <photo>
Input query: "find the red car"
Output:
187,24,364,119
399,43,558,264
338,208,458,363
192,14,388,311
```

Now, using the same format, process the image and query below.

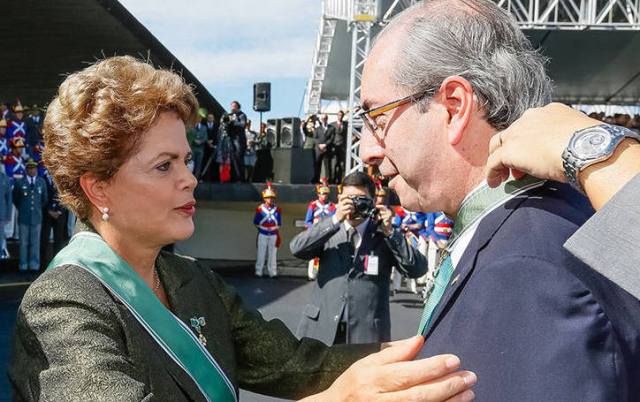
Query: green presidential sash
417,176,546,336
48,231,237,402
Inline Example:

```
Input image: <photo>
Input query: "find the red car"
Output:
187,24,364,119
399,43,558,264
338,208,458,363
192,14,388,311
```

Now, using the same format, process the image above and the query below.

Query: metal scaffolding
306,0,640,175
496,0,640,30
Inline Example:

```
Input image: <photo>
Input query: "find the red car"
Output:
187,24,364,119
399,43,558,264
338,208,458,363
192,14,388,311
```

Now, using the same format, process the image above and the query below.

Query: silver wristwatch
562,124,640,192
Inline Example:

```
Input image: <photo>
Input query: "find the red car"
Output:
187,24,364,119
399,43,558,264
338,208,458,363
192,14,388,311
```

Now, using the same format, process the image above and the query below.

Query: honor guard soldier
5,137,29,180
31,141,47,177
392,207,427,294
0,119,9,158
7,105,28,140
421,212,454,300
304,178,336,280
374,178,387,207
253,182,281,278
13,159,48,272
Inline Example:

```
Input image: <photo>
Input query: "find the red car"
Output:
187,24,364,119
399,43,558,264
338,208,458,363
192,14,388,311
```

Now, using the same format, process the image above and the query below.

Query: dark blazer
10,251,377,401
291,217,427,345
313,125,333,154
329,121,348,149
417,182,640,401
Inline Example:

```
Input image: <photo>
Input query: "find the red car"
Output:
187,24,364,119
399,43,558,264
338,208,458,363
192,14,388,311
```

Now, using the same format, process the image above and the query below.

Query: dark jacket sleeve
206,268,379,400
9,265,151,401
565,173,640,301
383,228,428,278
289,217,341,260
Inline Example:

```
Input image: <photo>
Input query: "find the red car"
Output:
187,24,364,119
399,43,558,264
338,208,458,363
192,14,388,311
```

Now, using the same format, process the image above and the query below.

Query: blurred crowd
587,111,640,131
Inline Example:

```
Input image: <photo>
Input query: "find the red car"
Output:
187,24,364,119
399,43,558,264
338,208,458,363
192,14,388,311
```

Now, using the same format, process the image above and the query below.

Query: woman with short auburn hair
9,56,474,402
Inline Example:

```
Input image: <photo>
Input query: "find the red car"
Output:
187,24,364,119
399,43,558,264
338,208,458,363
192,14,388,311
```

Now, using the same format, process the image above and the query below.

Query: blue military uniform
13,161,48,271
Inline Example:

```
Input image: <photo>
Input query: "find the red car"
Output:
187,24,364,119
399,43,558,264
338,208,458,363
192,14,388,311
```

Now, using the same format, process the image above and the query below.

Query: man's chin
390,176,423,211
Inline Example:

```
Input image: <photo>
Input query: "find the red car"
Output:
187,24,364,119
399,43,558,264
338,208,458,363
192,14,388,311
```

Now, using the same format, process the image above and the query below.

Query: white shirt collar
343,219,369,250
449,180,495,268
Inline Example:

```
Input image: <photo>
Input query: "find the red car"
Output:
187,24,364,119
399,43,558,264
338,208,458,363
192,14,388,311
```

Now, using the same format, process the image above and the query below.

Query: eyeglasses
354,89,435,143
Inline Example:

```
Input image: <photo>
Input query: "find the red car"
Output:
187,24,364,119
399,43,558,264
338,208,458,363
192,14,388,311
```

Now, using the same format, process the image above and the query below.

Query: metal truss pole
345,6,374,174
345,0,420,175
305,10,337,115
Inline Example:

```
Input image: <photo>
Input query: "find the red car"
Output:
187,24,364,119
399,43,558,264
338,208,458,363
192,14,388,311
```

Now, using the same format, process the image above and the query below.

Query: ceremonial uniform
304,179,336,280
421,212,454,299
13,160,48,271
31,141,47,178
253,183,281,277
27,106,44,148
391,208,427,294
5,138,29,180
7,105,28,140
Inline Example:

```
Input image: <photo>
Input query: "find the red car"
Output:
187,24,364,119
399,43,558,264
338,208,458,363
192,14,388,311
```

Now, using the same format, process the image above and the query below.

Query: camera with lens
349,195,378,220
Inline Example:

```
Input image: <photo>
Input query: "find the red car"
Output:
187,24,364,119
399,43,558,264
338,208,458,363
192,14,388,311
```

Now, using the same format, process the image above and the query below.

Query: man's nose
358,130,385,166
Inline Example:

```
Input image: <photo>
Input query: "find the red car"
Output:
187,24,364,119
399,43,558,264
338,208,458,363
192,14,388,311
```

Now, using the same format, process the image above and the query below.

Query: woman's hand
301,336,476,402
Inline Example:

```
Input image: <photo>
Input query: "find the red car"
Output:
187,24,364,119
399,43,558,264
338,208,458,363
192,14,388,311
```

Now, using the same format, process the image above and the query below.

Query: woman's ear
79,173,109,214
439,76,475,146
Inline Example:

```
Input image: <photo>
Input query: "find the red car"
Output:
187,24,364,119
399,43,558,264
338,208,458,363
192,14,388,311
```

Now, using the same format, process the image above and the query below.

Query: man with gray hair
359,0,640,400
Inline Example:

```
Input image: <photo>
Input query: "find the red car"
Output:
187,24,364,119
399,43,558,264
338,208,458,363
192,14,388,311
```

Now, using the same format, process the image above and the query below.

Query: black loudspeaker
272,148,314,184
278,117,302,148
253,82,271,112
265,118,279,148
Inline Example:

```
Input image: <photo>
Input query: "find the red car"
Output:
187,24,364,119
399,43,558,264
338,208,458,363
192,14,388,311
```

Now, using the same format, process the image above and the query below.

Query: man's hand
47,210,61,220
376,205,394,236
319,144,327,153
302,336,476,402
485,103,600,188
335,194,355,222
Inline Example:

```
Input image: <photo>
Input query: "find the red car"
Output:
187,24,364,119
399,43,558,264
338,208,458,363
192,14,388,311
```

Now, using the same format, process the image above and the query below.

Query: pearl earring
101,207,110,222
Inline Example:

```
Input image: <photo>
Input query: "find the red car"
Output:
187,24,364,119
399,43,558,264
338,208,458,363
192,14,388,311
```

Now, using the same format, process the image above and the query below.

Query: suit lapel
424,194,530,338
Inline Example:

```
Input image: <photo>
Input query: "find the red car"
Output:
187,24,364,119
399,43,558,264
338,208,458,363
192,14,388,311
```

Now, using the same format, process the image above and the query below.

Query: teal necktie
417,254,454,336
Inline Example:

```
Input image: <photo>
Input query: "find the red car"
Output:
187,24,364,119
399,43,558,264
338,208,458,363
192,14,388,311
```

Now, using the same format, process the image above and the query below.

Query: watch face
573,130,612,159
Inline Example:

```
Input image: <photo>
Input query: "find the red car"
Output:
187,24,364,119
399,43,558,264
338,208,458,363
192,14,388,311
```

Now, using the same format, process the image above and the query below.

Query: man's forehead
361,29,404,109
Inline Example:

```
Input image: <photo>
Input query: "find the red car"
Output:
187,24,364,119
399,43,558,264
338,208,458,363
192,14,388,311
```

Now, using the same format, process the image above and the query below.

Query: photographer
226,100,247,182
291,172,427,345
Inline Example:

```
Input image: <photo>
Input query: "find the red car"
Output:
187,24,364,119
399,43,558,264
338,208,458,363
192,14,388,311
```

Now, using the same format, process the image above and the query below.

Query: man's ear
439,76,475,145
79,173,110,215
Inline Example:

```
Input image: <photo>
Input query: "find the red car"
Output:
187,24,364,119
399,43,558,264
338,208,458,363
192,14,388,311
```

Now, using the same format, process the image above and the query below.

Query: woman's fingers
366,335,425,365
378,371,477,402
373,354,463,392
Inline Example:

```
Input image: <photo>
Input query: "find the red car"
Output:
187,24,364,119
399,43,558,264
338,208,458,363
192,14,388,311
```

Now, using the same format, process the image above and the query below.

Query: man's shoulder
475,181,640,318
485,181,593,260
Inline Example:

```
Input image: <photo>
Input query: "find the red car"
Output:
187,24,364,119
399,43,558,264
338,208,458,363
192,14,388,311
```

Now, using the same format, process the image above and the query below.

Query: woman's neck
92,219,160,286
